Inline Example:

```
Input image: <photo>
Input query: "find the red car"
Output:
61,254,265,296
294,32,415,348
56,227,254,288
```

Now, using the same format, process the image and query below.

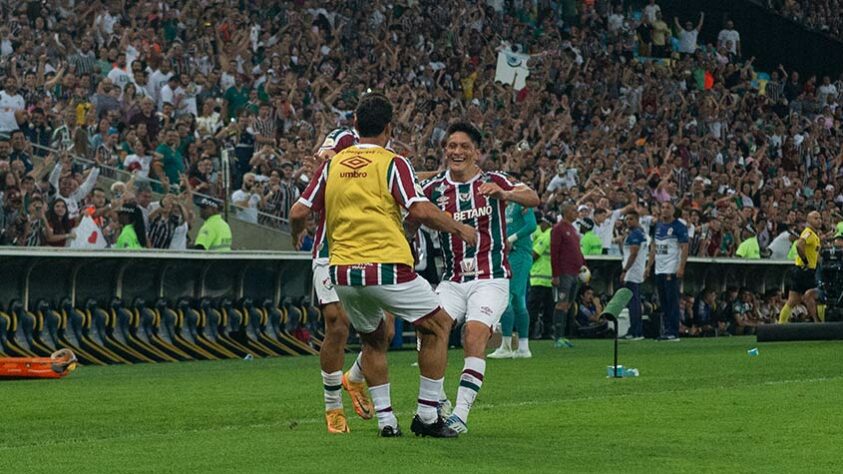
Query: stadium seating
0,295,322,366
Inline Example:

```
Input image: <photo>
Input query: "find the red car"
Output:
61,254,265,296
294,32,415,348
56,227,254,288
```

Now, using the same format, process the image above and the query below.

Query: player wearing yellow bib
779,211,822,324
291,93,475,438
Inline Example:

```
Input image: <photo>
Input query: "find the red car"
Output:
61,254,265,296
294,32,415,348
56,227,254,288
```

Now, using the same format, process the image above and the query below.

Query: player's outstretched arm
408,201,477,247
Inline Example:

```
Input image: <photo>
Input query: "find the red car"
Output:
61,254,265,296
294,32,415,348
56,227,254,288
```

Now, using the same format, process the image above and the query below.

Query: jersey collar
445,168,483,186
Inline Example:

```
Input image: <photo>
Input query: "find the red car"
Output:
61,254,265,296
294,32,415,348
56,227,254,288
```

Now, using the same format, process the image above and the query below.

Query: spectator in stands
232,172,264,224
48,156,100,220
718,20,742,57
0,77,24,135
675,12,705,56
44,198,75,248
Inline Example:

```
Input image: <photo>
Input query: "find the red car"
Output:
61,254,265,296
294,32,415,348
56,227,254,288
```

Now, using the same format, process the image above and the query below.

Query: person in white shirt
621,212,649,340
769,230,797,260
0,77,25,133
643,0,661,23
818,76,838,107
123,141,152,178
231,172,266,224
675,12,704,55
48,163,101,220
148,62,173,107
718,20,741,57
107,52,133,92
607,5,625,33
159,75,182,111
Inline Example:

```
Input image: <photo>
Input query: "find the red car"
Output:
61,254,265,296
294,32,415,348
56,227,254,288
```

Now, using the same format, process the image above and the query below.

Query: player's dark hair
446,121,482,149
354,92,393,138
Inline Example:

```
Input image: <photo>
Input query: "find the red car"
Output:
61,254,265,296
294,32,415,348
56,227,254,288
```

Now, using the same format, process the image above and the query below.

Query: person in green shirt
194,198,232,251
490,202,537,359
155,129,184,185
528,213,554,339
579,218,603,255
223,76,251,121
114,204,148,249
736,225,760,259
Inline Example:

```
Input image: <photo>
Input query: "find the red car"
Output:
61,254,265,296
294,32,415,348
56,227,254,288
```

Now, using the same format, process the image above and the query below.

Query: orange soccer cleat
342,372,373,420
325,408,350,434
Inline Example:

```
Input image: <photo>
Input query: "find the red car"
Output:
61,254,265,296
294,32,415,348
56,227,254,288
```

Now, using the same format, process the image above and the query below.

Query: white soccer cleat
437,399,453,418
488,347,514,359
512,349,532,359
445,414,468,434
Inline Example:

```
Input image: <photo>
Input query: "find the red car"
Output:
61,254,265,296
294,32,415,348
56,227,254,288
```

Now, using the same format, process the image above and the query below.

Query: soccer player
420,121,540,433
778,211,822,324
620,211,648,340
645,201,688,341
290,127,375,434
291,93,476,438
489,199,537,359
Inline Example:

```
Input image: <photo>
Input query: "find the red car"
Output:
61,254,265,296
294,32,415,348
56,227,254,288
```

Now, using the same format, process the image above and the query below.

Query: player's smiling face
444,132,479,175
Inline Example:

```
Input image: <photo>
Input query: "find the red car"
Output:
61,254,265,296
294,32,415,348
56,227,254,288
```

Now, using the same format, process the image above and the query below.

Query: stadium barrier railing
30,143,291,235
584,255,792,297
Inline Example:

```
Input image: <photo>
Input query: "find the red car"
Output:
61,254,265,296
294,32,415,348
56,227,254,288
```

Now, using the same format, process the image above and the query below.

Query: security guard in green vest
528,212,555,339
194,198,232,251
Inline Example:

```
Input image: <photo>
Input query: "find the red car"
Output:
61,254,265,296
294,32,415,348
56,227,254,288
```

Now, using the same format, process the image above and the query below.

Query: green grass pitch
2,337,841,473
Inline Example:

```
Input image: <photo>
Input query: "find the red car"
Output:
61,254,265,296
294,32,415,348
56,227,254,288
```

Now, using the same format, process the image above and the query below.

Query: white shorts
335,276,441,334
435,278,510,328
313,262,340,306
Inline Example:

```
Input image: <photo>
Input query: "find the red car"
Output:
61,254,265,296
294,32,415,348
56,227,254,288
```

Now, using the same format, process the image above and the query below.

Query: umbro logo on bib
340,156,371,170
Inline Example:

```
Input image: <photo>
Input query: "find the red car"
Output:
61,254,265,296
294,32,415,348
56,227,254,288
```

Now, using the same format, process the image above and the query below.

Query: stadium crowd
768,0,843,40
0,0,838,330
0,0,840,255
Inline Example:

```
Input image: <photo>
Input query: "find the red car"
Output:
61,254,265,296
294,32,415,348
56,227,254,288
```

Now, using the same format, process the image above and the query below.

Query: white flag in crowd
495,48,530,91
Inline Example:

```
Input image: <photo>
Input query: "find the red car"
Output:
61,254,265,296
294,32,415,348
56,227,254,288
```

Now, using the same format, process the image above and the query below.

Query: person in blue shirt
621,211,649,340
646,202,689,341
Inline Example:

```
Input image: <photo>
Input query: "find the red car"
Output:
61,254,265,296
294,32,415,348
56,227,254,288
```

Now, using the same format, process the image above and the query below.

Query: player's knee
359,321,390,351
416,310,452,338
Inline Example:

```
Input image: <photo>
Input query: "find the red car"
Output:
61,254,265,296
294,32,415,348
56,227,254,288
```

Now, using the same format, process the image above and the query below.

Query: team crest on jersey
667,227,674,236
460,258,478,276
436,183,447,193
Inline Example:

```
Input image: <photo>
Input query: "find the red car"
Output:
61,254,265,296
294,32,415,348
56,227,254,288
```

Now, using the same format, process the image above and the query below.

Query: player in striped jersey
420,121,540,433
293,93,476,438
289,127,373,434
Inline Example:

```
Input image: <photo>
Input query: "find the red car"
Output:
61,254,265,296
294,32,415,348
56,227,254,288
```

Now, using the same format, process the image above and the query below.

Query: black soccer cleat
379,425,402,437
410,415,460,438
